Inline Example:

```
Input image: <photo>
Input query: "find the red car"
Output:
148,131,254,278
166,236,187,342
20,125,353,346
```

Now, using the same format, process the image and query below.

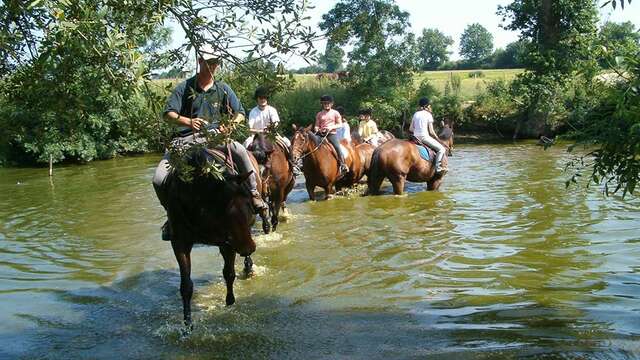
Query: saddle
409,138,436,163
204,147,238,175
274,137,291,157
319,137,349,161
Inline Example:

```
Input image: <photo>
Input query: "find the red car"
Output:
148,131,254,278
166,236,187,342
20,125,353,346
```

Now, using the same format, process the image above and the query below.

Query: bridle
292,130,329,164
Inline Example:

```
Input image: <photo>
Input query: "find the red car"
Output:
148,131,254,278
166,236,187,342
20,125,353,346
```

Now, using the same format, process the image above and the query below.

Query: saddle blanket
416,144,431,161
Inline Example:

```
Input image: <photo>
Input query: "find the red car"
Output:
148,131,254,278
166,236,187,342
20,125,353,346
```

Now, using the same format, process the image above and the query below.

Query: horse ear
235,170,253,185
304,124,313,131
292,124,297,131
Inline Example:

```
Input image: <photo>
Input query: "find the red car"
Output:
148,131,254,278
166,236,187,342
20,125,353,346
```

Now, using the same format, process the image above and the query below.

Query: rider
152,43,267,240
357,108,380,145
243,86,291,149
409,97,447,173
315,95,348,175
334,106,351,145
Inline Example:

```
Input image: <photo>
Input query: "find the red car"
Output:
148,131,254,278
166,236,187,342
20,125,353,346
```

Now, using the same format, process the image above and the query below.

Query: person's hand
188,117,208,131
218,124,230,135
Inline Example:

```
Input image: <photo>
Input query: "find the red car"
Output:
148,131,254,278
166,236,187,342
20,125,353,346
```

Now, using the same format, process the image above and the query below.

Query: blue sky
169,0,640,69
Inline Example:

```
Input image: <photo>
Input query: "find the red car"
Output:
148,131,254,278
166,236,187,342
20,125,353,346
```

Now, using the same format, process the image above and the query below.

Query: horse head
247,132,275,165
291,124,314,167
224,171,257,257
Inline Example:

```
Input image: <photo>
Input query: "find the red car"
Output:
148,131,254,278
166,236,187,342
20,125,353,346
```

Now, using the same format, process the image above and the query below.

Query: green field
293,69,524,100
416,69,523,99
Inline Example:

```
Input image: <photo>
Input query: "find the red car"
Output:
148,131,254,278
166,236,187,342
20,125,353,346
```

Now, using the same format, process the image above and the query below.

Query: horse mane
249,132,275,164
168,149,251,220
303,128,322,146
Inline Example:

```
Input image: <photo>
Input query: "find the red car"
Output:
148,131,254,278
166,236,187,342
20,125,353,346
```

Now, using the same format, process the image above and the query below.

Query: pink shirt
315,109,341,134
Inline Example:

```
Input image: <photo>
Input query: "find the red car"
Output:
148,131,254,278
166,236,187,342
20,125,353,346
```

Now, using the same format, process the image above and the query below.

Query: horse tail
367,146,384,195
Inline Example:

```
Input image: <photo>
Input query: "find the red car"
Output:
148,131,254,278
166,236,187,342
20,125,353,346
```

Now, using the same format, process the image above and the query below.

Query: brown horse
165,148,266,328
351,128,395,147
367,139,449,195
354,142,375,180
439,120,454,156
247,133,295,231
291,125,360,200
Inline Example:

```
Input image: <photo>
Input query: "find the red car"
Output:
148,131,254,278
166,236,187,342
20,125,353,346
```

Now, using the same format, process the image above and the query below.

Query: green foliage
598,21,640,68
491,40,528,69
464,79,520,134
468,70,485,78
417,28,454,70
320,42,345,72
0,0,318,165
568,52,640,196
459,23,494,65
498,0,600,138
320,0,417,93
271,82,352,133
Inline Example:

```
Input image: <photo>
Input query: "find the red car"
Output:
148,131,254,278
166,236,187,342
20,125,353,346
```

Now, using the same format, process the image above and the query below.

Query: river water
1,142,639,359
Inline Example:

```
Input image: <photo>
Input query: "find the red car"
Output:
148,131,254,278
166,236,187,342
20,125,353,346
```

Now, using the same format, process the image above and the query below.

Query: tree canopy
459,23,494,65
0,0,318,164
417,28,454,70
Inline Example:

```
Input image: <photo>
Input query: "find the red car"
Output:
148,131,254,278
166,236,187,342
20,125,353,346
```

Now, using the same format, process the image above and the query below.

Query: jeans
415,135,446,170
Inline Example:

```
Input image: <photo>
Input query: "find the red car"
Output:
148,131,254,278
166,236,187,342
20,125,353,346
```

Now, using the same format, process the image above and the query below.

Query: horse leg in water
306,182,316,201
219,245,236,306
259,207,270,234
428,177,444,191
243,256,254,275
367,172,385,195
324,182,336,200
390,173,406,195
270,191,281,231
172,241,194,328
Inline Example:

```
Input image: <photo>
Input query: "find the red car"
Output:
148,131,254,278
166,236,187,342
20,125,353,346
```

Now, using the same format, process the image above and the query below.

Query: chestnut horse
351,129,395,147
247,133,295,231
165,148,266,328
291,125,360,200
367,139,449,195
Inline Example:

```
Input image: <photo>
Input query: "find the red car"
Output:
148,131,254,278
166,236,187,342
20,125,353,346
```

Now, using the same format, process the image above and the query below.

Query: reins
295,131,329,162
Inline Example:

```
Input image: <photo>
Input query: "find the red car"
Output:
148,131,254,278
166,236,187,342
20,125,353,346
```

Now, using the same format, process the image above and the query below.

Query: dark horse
367,139,449,195
291,125,361,200
165,148,265,328
247,133,295,231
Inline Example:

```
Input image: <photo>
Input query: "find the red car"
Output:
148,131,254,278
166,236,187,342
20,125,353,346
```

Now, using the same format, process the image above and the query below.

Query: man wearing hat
314,94,348,175
409,97,447,173
152,43,267,241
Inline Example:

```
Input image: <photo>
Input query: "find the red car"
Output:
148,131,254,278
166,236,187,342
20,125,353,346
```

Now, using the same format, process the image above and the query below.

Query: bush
463,79,520,134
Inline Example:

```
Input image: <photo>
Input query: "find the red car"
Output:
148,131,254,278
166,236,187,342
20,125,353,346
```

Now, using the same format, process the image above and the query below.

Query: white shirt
336,121,351,143
248,105,280,131
410,110,433,138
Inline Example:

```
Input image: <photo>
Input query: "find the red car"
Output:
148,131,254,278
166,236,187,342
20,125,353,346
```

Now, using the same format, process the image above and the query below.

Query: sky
169,0,640,70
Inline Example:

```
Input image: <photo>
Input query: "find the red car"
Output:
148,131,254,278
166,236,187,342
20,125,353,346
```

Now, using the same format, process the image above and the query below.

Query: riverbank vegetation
0,0,637,195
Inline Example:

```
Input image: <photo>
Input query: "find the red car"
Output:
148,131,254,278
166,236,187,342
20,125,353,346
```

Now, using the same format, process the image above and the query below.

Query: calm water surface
1,142,639,359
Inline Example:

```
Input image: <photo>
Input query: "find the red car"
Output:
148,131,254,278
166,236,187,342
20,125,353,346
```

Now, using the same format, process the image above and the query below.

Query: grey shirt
163,76,245,135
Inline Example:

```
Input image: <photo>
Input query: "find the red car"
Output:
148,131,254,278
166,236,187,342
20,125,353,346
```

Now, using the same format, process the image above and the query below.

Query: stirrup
161,220,171,241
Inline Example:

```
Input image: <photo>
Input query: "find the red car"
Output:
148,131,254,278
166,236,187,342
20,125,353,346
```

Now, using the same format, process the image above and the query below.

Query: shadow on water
2,268,638,360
